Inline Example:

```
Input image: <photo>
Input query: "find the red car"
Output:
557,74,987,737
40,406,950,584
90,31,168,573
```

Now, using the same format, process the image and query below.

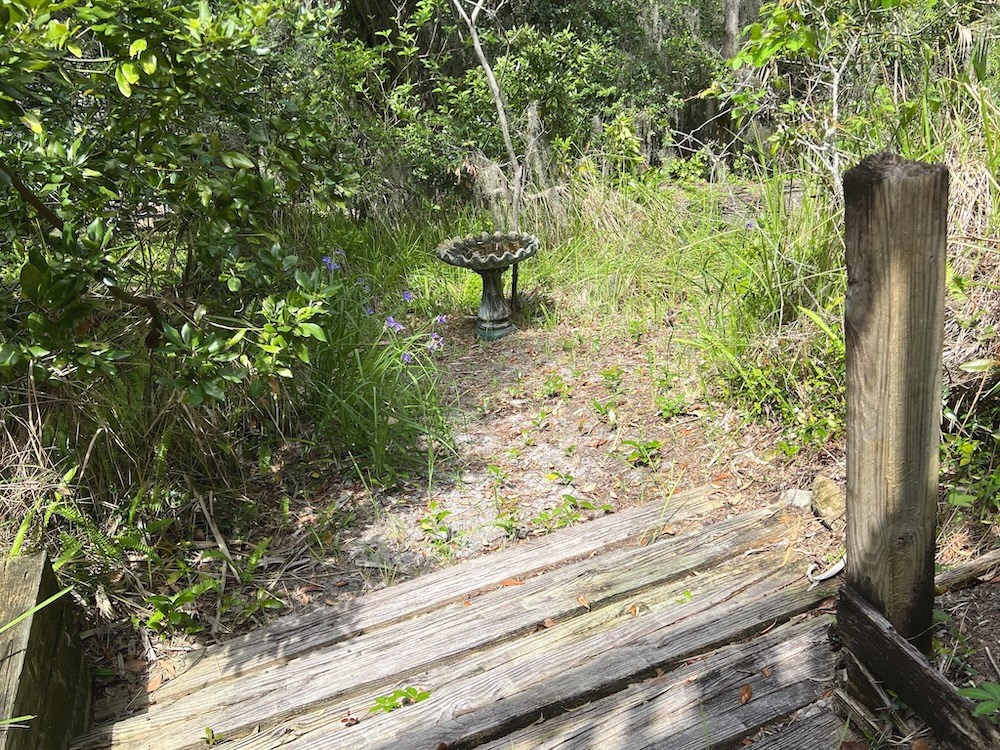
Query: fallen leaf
661,524,676,535
910,740,931,750
124,658,146,673
334,579,349,588
577,595,591,610
586,438,609,448
818,596,838,613
628,604,640,618
760,666,771,678
462,599,472,607
738,684,753,705
146,674,164,693
157,660,177,679
323,597,338,606
542,617,558,628
436,744,449,750
341,716,360,727
501,578,524,587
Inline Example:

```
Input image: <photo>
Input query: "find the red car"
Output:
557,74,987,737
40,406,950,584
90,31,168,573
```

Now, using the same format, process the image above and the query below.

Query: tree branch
0,156,164,341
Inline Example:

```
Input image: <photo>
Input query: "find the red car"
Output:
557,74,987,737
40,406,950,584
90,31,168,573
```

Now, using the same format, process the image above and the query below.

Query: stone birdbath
435,231,540,340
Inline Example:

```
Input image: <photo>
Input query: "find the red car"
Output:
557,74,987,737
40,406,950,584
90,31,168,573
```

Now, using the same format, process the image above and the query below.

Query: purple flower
746,220,755,230
385,316,404,333
365,306,375,316
436,315,447,325
322,256,340,271
402,290,414,303
427,332,445,352
401,351,413,364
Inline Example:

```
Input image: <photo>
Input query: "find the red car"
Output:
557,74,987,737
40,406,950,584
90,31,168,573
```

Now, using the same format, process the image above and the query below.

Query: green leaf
20,112,42,134
121,62,141,84
0,344,21,368
19,263,44,301
129,39,147,57
959,359,995,373
227,276,242,292
203,380,225,401
140,50,158,75
115,66,132,97
221,152,255,169
297,322,327,342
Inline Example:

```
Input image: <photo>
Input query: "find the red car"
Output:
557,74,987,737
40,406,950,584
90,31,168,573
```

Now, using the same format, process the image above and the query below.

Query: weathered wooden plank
229,550,837,749
744,706,848,750
838,585,1000,750
0,553,89,750
474,616,836,750
935,548,1000,593
73,504,786,750
155,485,720,702
843,153,948,652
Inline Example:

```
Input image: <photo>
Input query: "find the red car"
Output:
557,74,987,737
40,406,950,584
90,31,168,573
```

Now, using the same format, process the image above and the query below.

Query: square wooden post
0,554,90,750
843,153,947,652
844,154,948,653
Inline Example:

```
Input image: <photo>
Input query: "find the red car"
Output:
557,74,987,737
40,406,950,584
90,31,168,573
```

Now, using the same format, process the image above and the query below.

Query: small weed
369,687,430,714
675,589,693,604
532,408,552,430
539,374,571,400
565,443,577,457
145,577,219,633
623,438,662,468
418,500,454,554
202,727,219,746
547,470,575,485
487,463,509,485
655,393,687,421
494,511,519,538
532,494,611,531
959,682,1000,723
627,319,646,343
592,399,618,428
600,365,625,393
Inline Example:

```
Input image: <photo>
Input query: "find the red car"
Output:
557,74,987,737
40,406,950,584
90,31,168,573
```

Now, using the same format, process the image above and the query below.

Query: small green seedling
369,687,430,714
960,681,1000,722
202,727,219,746
623,438,661,468
592,399,618,427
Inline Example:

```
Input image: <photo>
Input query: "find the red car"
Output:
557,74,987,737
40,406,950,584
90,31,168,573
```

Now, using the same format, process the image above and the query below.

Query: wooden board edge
837,585,1000,750
0,553,90,750
156,485,723,700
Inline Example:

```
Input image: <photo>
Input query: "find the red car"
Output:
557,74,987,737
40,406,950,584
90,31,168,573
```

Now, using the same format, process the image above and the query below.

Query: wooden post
0,554,90,750
843,153,947,653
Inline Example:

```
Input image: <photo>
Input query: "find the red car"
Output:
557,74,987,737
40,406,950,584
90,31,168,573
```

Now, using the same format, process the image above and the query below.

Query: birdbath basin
435,232,540,340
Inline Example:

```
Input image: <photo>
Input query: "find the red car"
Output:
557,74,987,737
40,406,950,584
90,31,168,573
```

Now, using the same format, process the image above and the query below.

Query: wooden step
72,498,837,750
157,484,722,704
475,615,838,750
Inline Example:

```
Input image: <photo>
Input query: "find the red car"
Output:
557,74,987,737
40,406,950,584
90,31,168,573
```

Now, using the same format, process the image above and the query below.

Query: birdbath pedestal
435,232,540,341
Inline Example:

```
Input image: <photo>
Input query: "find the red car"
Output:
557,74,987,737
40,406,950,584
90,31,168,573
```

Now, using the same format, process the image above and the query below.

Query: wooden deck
71,487,848,750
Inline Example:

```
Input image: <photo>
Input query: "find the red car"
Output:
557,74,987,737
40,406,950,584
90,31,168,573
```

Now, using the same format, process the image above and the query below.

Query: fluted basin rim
434,231,540,271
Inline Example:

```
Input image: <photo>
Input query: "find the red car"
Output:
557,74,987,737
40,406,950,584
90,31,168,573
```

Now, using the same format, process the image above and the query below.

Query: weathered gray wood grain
744,705,849,750
843,153,948,651
72,503,784,750
0,553,89,750
229,550,837,749
473,616,836,750
155,486,719,702
935,547,1000,593
838,585,1000,750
